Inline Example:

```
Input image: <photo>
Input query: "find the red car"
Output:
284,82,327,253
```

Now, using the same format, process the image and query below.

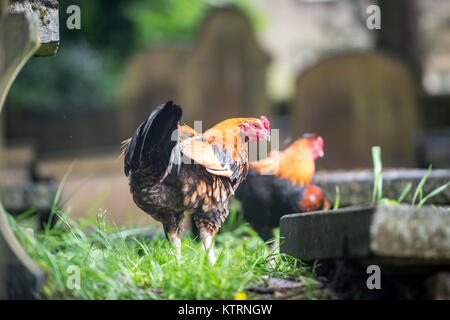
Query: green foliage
370,147,449,207
60,0,136,58
9,42,118,110
397,182,412,203
125,0,265,49
371,146,383,205
333,185,340,210
124,0,208,47
418,181,450,208
8,0,263,111
7,208,313,299
411,165,432,206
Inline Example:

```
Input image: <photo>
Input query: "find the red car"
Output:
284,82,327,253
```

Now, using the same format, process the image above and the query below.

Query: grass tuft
371,146,383,205
369,147,448,207
411,165,432,206
333,185,340,210
6,205,314,300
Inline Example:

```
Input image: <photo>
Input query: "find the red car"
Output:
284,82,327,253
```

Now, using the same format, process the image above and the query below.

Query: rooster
122,101,270,265
235,134,330,241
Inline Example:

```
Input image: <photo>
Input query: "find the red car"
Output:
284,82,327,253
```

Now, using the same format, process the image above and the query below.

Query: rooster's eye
253,124,258,128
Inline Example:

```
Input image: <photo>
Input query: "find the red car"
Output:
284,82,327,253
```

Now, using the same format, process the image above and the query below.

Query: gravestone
118,46,188,139
0,0,59,299
119,7,271,135
292,52,420,169
180,7,271,129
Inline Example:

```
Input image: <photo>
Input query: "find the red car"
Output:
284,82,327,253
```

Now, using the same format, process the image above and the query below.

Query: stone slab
1,0,53,299
280,204,450,266
371,204,450,260
0,202,44,299
280,205,375,261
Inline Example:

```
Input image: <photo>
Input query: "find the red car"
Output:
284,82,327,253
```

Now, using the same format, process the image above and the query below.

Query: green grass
333,185,340,210
6,205,315,300
371,146,383,205
370,146,449,207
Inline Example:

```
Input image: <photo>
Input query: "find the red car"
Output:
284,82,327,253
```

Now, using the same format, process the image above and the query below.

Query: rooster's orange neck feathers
206,118,257,136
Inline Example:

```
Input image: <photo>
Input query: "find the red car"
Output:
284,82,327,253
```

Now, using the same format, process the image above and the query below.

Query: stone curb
280,204,450,264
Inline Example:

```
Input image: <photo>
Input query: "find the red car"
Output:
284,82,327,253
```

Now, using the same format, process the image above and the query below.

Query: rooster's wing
165,125,248,184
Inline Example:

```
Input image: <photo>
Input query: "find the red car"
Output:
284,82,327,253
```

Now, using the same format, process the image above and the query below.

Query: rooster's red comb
260,116,270,130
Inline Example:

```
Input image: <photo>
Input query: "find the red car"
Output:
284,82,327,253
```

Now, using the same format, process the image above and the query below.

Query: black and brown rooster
235,134,330,241
122,101,270,264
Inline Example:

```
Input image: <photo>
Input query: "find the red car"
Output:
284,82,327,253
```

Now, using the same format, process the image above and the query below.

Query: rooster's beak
263,133,271,141
318,150,324,158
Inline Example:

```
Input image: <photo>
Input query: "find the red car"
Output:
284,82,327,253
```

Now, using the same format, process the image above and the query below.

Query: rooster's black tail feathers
124,101,182,177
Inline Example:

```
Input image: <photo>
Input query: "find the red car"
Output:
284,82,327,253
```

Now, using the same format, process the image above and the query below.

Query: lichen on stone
370,204,450,260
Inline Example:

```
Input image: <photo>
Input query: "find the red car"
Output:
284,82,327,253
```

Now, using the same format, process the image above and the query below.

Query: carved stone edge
0,0,45,298
0,10,41,109
0,203,45,299
280,204,450,263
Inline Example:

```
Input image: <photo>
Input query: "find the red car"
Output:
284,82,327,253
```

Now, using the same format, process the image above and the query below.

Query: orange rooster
235,134,330,241
122,101,270,264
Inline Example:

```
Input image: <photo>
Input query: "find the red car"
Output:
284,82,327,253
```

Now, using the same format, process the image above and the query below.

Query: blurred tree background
3,0,450,163
7,0,262,111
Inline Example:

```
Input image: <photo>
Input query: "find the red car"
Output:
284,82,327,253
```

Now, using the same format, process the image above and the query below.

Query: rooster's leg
168,231,181,262
199,227,216,266
163,213,184,262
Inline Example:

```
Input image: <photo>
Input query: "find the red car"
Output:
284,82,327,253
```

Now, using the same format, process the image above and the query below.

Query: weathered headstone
292,52,420,169
0,0,59,299
118,46,188,139
0,203,45,299
119,7,271,135
181,7,270,129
